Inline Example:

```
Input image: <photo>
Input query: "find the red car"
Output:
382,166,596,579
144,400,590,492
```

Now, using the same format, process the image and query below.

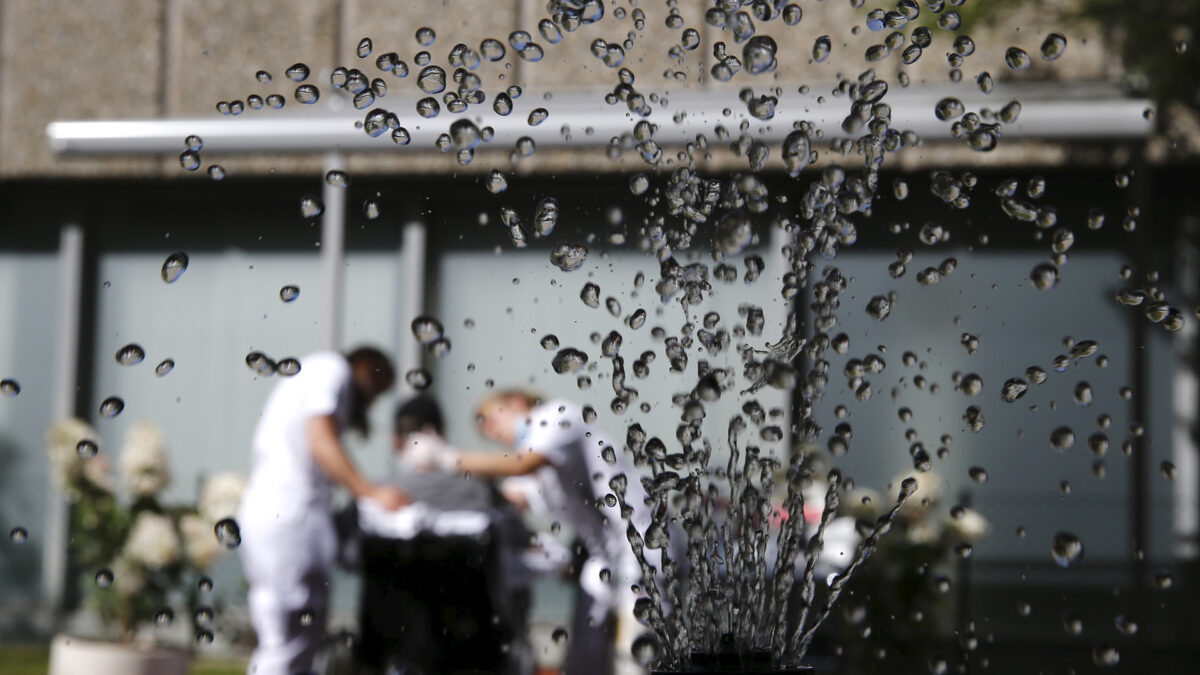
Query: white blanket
356,499,492,540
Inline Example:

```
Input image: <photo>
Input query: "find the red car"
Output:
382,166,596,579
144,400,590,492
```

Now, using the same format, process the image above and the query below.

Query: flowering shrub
836,470,990,671
46,418,245,643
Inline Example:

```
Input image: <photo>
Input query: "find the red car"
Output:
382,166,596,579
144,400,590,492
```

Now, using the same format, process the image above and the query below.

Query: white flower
123,512,180,569
81,454,115,492
945,508,990,542
118,422,170,497
45,418,99,488
907,521,941,545
843,486,884,520
198,472,248,524
180,513,224,570
890,469,945,522
110,556,145,597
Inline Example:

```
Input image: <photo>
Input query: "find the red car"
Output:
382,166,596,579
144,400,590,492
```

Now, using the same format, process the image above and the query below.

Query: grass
0,644,247,674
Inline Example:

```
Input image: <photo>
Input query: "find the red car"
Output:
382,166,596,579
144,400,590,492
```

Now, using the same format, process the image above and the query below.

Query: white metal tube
322,152,346,350
398,220,427,396
45,87,1154,156
42,223,84,611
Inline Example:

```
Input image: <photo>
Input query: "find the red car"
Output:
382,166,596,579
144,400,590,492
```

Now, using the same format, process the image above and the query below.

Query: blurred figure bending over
410,389,652,675
237,347,408,675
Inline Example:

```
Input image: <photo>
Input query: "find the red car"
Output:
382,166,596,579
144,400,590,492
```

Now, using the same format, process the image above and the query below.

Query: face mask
512,418,531,445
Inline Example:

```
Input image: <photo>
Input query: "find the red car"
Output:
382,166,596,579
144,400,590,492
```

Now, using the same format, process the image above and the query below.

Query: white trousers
237,503,336,675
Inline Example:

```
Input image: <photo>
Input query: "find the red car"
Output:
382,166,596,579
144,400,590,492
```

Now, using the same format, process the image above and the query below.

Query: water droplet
1005,47,1032,70
552,627,569,643
480,38,506,61
95,568,114,587
285,63,310,81
405,368,432,390
580,283,600,308
552,348,589,374
300,195,324,218
99,396,125,419
540,334,560,351
866,296,891,320
195,630,214,645
155,608,174,626
968,466,988,483
214,518,241,549
194,605,214,626
935,97,965,121
255,70,272,84
279,285,300,303
1051,532,1084,567
115,344,145,366
743,36,778,75
198,576,214,592
356,37,373,58
550,242,589,272
417,65,446,94
1030,263,1059,290
416,27,436,46
9,526,28,543
294,84,320,104
1062,612,1083,635
324,170,350,189
409,317,446,347
1153,571,1174,589
276,358,301,376
299,608,315,626
528,108,549,126
161,252,189,283
485,170,508,194
1092,645,1119,667
1161,460,1177,480
0,379,20,397
1040,33,1067,60
812,35,831,62
76,439,98,458
1050,426,1075,452
180,150,201,171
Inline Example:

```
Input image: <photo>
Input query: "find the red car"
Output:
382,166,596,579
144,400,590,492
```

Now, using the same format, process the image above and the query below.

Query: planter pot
48,634,189,675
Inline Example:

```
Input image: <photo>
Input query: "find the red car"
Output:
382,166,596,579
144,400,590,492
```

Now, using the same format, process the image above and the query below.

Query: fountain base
651,649,813,674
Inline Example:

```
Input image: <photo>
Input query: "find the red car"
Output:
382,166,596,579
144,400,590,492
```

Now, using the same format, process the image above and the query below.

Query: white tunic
521,400,650,577
241,351,354,522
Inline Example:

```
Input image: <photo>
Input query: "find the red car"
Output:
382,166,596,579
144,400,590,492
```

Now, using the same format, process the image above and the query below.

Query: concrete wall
0,0,1119,178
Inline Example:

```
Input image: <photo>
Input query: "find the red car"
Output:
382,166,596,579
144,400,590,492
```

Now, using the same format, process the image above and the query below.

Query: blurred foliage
1080,0,1200,113
910,0,1200,114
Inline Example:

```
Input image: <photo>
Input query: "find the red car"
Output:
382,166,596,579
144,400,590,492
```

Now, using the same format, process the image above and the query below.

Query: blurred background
0,0,1198,673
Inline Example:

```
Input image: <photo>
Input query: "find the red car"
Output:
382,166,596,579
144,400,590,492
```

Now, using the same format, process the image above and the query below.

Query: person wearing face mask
236,347,409,675
410,389,653,675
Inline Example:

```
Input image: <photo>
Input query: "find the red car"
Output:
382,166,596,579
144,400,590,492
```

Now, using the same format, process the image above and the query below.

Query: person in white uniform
236,347,409,675
410,389,653,675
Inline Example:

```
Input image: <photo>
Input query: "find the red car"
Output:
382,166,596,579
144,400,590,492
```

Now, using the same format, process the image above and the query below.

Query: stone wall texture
0,0,1126,178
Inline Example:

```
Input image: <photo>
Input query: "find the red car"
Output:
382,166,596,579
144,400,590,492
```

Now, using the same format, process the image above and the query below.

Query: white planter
48,634,189,675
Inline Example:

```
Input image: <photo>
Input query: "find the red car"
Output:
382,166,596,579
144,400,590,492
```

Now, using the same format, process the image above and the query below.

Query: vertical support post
322,152,347,350
1173,215,1199,561
42,223,84,612
398,219,427,396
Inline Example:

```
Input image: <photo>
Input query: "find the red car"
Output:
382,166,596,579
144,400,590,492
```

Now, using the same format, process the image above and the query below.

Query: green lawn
0,644,246,674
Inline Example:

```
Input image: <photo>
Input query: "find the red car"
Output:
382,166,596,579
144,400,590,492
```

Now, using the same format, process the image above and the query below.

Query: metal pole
398,220,427,395
42,223,84,612
321,152,346,350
